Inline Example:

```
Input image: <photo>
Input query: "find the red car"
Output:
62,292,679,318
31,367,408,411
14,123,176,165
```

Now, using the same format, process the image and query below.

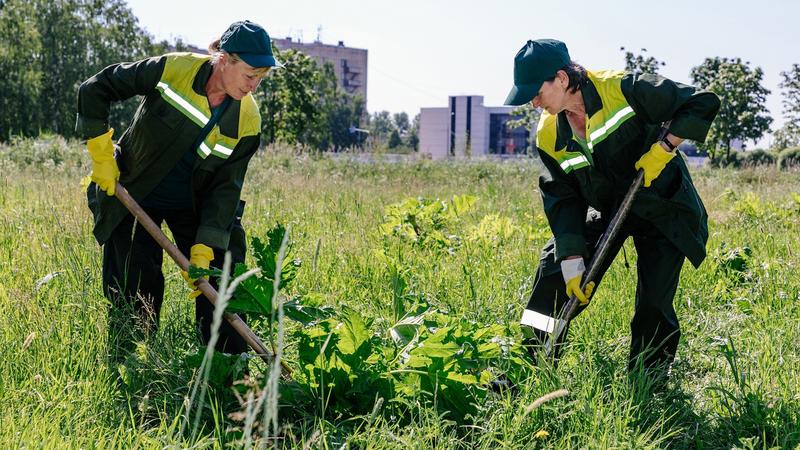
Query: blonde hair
208,39,271,75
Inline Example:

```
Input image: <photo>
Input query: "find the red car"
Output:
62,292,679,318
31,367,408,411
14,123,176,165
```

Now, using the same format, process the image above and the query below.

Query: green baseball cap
504,39,571,106
220,20,281,68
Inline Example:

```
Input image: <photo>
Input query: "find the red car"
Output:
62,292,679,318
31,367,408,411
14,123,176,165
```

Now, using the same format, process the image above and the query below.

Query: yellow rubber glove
181,244,214,299
565,276,596,306
561,257,596,306
634,142,676,187
86,128,120,195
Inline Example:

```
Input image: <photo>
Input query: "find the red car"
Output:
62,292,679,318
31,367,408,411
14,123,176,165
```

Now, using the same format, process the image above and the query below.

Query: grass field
1,136,799,449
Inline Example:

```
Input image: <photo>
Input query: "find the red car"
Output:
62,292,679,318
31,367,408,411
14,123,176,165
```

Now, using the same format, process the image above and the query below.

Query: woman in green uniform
77,20,279,360
506,39,720,378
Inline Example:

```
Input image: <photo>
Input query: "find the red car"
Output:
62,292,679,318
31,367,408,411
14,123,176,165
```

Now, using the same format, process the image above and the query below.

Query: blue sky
126,0,799,147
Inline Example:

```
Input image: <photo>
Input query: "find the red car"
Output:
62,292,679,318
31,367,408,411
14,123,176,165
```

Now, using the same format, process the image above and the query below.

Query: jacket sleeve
195,135,261,250
75,56,167,139
621,73,720,142
537,148,589,262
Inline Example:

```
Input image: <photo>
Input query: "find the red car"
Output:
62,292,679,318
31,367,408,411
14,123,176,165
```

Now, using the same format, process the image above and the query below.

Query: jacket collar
553,77,603,149
191,61,239,138
580,76,603,118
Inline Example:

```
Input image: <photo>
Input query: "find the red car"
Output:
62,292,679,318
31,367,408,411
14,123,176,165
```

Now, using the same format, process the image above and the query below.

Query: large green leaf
338,309,371,356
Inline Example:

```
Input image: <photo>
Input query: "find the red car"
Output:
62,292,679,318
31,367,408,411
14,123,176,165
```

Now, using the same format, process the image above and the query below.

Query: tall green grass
1,137,798,448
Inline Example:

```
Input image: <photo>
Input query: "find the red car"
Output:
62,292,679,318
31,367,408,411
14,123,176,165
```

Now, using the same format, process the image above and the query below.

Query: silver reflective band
156,82,209,126
214,142,234,157
587,105,635,150
198,141,213,158
559,154,589,171
520,309,566,333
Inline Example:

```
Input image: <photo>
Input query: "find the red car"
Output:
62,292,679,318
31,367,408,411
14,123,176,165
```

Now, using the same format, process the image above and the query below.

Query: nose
248,77,262,92
530,96,541,108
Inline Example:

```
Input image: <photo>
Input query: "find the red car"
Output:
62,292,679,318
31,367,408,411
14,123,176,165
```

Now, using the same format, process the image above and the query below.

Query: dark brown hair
545,62,588,93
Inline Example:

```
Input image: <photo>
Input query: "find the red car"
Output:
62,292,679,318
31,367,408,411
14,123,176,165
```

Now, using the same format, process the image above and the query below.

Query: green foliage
772,64,800,150
0,133,83,167
406,113,420,151
286,301,531,422
0,0,42,138
387,129,402,149
466,214,519,248
190,224,333,325
0,0,171,140
708,339,798,446
739,149,776,167
186,351,250,387
5,146,800,447
777,146,800,170
258,53,366,151
258,49,323,147
620,47,665,76
690,57,773,160
506,104,541,154
712,149,777,169
285,308,393,418
380,195,477,249
191,215,533,424
713,243,753,283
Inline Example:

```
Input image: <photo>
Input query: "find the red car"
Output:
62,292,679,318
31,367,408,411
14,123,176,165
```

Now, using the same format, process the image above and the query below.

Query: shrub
778,146,800,170
739,149,776,168
709,151,744,168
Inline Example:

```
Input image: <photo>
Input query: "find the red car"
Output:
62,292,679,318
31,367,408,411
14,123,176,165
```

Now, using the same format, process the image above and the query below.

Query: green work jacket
535,70,720,268
76,53,262,250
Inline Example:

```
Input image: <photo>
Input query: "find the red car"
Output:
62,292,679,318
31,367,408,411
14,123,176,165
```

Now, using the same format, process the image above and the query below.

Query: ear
557,70,569,86
219,52,230,68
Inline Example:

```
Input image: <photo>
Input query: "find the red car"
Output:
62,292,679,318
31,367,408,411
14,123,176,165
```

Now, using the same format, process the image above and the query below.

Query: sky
126,0,799,147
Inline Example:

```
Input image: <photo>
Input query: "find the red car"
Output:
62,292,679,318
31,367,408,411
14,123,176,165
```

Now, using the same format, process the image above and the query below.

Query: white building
419,95,530,159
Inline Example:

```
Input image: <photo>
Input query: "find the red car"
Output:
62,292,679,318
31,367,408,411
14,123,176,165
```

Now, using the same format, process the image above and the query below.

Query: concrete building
273,38,368,103
419,95,530,159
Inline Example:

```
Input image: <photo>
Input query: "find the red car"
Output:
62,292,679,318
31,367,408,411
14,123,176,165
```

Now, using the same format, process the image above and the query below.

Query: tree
772,64,800,150
0,0,169,140
366,110,394,147
392,112,410,134
620,47,665,76
258,48,324,146
0,0,42,138
690,57,773,160
387,129,402,149
506,104,541,154
406,114,420,151
258,50,367,151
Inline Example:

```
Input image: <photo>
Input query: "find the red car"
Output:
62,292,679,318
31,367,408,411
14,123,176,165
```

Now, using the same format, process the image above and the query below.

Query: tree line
0,0,796,158
620,48,800,163
0,0,416,152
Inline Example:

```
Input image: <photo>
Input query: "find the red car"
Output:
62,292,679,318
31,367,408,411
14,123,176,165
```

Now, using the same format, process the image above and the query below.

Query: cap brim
238,53,282,69
504,82,542,106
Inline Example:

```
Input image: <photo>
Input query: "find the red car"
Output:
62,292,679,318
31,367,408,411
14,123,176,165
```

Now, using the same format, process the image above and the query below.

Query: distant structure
273,37,368,104
419,95,529,160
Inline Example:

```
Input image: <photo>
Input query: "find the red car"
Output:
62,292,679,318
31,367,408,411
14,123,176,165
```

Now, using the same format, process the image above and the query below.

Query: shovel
113,182,292,376
542,122,672,357
542,169,644,357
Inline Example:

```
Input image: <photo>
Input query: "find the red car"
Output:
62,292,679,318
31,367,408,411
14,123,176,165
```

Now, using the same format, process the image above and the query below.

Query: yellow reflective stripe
587,105,635,151
559,154,589,172
156,81,209,127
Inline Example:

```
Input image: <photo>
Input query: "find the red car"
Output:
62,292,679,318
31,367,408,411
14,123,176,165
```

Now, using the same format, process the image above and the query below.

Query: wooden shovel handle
113,182,291,376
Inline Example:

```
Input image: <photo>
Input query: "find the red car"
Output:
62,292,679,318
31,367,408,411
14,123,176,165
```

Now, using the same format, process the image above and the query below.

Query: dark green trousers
101,201,248,360
524,209,685,372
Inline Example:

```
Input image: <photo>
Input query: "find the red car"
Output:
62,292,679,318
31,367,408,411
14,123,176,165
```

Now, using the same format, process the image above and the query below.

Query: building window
489,113,529,154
